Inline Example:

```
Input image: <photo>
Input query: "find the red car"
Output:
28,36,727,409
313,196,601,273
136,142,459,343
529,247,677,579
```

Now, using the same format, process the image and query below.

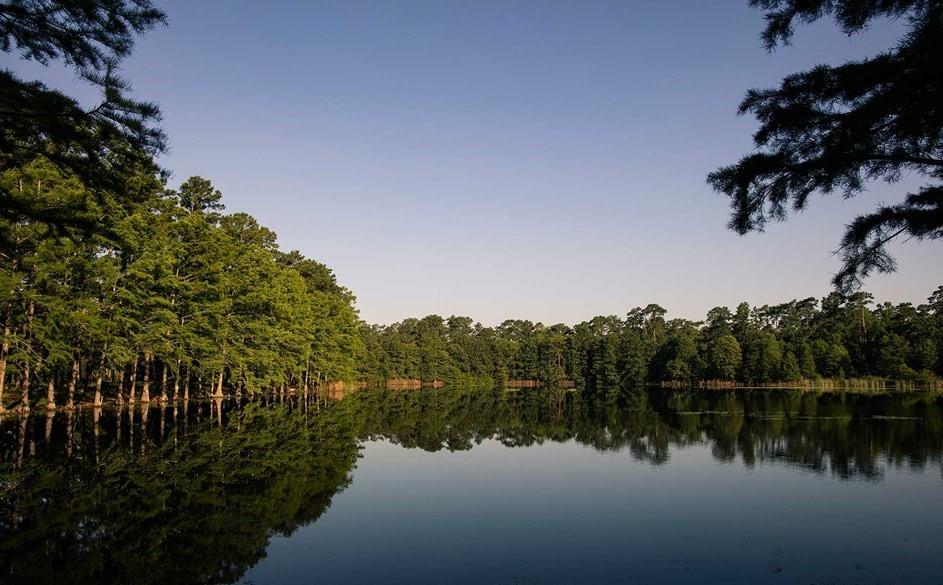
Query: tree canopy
0,0,167,242
0,161,363,413
708,0,942,291
358,285,943,389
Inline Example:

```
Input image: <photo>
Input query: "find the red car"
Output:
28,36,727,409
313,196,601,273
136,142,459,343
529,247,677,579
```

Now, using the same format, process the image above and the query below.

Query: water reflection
0,387,941,584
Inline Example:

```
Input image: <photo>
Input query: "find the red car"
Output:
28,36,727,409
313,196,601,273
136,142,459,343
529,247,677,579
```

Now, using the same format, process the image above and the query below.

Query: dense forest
3,152,941,414
0,162,362,412
358,289,943,389
1,0,941,414
0,1,359,413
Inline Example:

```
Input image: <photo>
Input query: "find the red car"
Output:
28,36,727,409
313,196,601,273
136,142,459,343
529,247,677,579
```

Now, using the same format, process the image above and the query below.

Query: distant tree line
358,288,943,389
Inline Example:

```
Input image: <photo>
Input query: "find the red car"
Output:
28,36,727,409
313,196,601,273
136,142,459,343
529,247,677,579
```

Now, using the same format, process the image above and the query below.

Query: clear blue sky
5,0,941,324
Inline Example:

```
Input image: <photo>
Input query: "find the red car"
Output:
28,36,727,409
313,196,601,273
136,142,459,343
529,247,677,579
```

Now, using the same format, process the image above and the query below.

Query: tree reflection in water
0,387,941,584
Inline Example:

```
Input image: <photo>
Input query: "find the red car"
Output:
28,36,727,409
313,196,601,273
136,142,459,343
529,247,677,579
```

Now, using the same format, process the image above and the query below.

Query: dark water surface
1,388,942,585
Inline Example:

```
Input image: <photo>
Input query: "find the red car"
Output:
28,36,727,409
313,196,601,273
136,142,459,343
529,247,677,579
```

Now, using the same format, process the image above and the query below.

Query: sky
3,0,941,325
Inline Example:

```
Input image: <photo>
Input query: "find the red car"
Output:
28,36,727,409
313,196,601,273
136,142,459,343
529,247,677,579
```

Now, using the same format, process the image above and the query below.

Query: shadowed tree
708,0,942,291
0,0,167,242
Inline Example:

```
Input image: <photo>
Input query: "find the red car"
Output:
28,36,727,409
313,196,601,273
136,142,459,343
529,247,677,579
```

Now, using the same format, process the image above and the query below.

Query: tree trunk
214,369,224,398
93,352,105,407
172,359,180,402
303,360,310,397
45,408,54,441
65,356,79,410
19,298,35,413
20,359,32,413
128,360,137,406
140,353,151,403
45,377,56,410
160,361,168,403
116,366,125,406
183,366,189,401
0,259,18,414
0,305,11,414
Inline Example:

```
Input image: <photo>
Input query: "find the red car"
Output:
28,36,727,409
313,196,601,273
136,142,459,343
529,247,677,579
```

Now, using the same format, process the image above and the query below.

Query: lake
1,387,942,585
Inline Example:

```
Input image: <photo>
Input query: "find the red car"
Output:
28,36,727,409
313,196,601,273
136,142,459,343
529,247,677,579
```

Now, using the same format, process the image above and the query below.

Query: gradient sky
4,0,941,324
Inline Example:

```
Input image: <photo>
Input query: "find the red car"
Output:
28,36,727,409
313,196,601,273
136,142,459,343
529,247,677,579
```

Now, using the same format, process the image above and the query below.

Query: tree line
1,1,940,413
358,288,943,389
0,0,363,413
0,161,362,413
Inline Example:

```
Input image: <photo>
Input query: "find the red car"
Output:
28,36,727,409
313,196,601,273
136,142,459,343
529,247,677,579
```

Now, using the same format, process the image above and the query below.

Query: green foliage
0,0,939,409
359,285,943,390
705,334,742,380
0,163,363,409
781,351,802,382
0,1,167,240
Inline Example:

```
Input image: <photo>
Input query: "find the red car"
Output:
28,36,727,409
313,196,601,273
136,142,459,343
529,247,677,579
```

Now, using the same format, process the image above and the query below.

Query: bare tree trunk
93,352,105,408
303,359,310,397
214,369,224,398
128,359,138,406
65,356,79,410
172,359,180,402
0,256,19,414
44,408,53,442
0,304,12,414
140,352,151,404
160,361,168,403
182,366,189,401
45,376,56,410
116,366,126,407
20,358,32,413
19,298,35,413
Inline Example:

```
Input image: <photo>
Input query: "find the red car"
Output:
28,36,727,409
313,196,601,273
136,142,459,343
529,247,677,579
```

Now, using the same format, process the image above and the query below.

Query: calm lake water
1,387,942,585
